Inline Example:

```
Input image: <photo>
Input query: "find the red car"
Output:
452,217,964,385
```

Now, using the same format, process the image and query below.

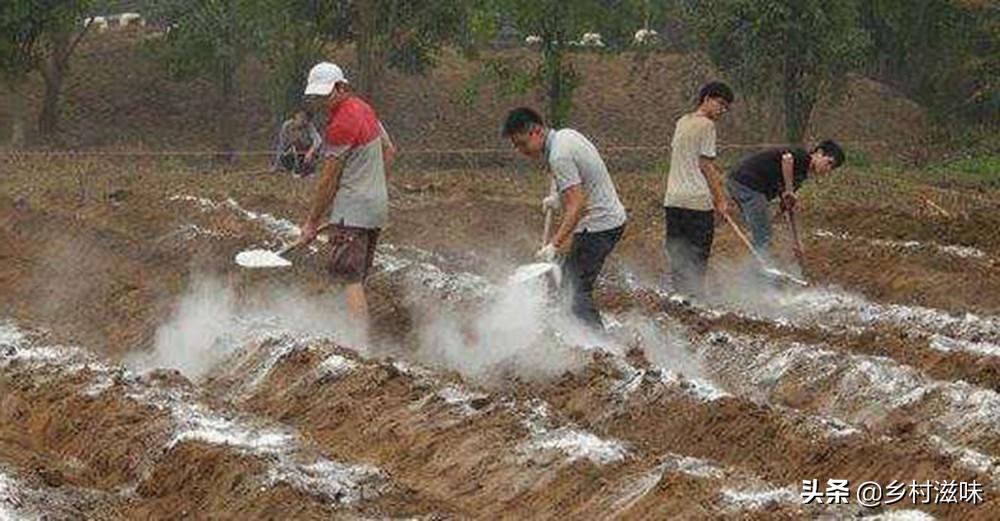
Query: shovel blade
235,249,293,268
761,266,808,287
508,262,561,286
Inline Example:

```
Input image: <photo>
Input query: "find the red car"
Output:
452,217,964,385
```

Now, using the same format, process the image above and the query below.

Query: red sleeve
325,98,380,148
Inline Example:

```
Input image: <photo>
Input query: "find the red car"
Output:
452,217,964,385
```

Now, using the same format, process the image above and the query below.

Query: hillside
2,29,928,164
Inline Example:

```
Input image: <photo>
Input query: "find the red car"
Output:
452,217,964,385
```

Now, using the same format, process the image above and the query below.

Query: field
1,151,999,519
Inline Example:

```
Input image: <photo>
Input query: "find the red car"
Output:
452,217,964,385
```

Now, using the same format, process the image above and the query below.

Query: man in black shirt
726,140,845,257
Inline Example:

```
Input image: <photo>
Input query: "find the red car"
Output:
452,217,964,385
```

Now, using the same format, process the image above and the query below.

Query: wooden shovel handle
279,222,333,256
541,178,557,246
542,208,553,246
722,212,769,267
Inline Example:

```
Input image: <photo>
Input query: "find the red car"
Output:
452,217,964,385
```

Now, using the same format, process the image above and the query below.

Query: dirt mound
2,157,999,518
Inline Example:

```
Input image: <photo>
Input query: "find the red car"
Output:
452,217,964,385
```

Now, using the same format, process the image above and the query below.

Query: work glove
535,243,557,263
542,193,561,213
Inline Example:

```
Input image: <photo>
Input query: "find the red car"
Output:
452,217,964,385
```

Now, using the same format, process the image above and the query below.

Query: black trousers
664,207,714,296
563,225,624,331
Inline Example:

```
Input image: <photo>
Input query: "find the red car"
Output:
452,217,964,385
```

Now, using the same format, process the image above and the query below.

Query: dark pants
279,148,316,177
727,176,772,254
327,225,381,284
563,225,624,331
664,207,714,296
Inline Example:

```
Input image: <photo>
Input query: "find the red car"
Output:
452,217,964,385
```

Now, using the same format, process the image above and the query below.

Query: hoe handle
785,209,805,263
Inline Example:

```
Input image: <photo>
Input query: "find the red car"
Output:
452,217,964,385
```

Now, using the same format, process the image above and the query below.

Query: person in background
273,108,322,177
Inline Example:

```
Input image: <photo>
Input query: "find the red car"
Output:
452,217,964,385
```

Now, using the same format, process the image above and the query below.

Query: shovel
235,222,331,269
722,212,808,287
784,206,806,266
508,206,562,287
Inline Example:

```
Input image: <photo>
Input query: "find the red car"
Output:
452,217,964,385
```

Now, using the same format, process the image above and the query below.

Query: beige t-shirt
663,113,717,211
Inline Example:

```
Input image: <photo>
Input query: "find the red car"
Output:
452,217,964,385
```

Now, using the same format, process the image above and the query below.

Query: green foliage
943,155,1000,186
318,0,476,102
0,1,43,83
922,125,1000,186
1,0,102,142
858,0,998,125
145,0,268,153
847,147,873,169
1,0,106,82
146,0,260,82
472,0,652,126
251,1,327,121
684,1,870,143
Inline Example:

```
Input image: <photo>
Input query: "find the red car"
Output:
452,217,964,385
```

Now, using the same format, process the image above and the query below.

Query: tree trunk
7,81,29,147
782,65,817,144
544,41,566,127
38,23,89,140
39,65,64,137
219,57,236,161
39,30,70,138
356,0,383,105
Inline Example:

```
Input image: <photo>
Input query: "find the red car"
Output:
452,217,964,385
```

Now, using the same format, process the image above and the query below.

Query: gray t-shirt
545,129,627,233
664,113,717,211
322,96,389,229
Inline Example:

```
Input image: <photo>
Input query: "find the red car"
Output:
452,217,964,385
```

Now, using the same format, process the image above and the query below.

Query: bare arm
781,152,795,194
302,157,344,240
552,184,586,251
380,123,397,174
698,156,729,214
780,151,798,211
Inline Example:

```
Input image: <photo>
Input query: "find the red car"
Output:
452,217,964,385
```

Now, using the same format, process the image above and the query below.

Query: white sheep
524,35,543,46
634,28,659,45
83,16,108,32
119,12,144,27
580,32,604,47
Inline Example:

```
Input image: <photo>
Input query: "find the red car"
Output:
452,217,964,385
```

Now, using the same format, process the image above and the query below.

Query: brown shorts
326,225,380,283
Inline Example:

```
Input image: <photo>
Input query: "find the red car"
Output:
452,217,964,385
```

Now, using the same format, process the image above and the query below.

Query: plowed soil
2,155,999,519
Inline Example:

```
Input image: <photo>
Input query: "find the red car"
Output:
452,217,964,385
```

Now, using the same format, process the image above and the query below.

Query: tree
474,0,653,127
319,0,474,107
0,1,42,146
0,0,95,144
147,0,262,157
251,0,327,122
37,1,94,138
859,0,998,125
685,1,870,143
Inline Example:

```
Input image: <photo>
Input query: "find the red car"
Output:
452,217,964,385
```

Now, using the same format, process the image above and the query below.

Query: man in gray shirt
502,107,627,331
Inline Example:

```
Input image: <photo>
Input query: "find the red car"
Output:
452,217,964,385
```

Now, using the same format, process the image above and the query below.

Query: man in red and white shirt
299,62,396,330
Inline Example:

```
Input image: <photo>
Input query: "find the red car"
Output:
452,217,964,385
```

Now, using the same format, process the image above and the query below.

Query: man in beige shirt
663,81,734,298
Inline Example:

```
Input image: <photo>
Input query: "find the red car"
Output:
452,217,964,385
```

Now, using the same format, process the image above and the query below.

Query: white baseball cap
304,62,348,96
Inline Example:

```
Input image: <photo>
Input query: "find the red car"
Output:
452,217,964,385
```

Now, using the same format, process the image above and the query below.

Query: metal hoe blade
761,266,809,287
